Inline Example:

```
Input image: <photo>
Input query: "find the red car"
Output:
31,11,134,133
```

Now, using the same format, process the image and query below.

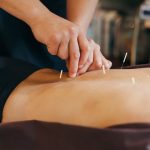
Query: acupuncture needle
121,52,128,69
131,77,136,85
59,70,63,79
102,65,106,74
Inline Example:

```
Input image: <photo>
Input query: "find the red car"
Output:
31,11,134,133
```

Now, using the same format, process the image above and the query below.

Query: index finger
69,38,80,78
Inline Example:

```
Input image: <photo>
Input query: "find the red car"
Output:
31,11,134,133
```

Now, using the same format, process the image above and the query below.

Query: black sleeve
0,57,41,121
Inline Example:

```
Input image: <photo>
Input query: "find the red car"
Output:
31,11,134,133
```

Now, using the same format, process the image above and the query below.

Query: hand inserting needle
121,52,128,69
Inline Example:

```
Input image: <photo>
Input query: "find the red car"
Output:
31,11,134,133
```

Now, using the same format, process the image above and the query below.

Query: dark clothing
0,0,67,120
0,57,41,121
0,0,67,71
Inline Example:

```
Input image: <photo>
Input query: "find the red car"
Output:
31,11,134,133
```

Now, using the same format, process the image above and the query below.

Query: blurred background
89,0,150,68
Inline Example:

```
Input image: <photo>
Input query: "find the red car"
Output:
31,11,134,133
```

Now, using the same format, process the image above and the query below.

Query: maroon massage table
0,64,150,150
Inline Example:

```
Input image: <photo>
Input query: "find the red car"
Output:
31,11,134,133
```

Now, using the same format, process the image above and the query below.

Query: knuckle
63,31,69,38
96,44,101,50
89,43,94,51
51,34,60,44
73,51,80,60
85,44,90,50
47,45,57,55
49,50,57,55
90,39,95,44
59,54,68,60
82,44,90,53
88,38,93,43
69,25,79,36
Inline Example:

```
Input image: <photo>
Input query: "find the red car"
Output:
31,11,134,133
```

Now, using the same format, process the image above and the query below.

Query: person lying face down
2,65,150,128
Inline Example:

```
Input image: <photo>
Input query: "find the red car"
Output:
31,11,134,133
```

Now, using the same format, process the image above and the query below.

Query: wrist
71,20,88,34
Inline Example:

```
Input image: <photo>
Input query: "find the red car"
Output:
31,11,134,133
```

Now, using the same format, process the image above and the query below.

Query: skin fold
2,68,150,128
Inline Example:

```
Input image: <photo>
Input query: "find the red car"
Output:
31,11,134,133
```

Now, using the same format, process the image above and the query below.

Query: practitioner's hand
0,0,94,78
30,12,90,78
77,39,112,75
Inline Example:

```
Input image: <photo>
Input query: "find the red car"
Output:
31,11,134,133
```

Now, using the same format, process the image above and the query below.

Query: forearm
67,0,98,33
0,0,51,27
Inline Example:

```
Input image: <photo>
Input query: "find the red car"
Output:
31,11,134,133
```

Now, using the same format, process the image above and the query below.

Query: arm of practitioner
67,0,112,75
67,0,99,33
0,0,90,77
0,0,111,77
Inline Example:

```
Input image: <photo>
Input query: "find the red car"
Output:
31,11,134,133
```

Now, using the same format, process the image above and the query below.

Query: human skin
2,68,150,128
0,0,111,77
67,0,111,75
67,0,98,33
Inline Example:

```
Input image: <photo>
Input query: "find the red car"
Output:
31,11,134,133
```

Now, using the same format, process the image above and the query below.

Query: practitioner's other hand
77,39,112,75
30,12,90,78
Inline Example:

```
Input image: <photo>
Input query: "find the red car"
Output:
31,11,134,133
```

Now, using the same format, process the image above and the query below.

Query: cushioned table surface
1,121,150,150
0,64,150,150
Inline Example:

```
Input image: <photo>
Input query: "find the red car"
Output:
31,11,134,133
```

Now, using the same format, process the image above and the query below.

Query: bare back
2,68,150,128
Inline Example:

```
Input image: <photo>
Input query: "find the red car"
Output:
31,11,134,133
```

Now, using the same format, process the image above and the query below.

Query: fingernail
70,73,76,78
109,61,112,67
107,61,112,69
